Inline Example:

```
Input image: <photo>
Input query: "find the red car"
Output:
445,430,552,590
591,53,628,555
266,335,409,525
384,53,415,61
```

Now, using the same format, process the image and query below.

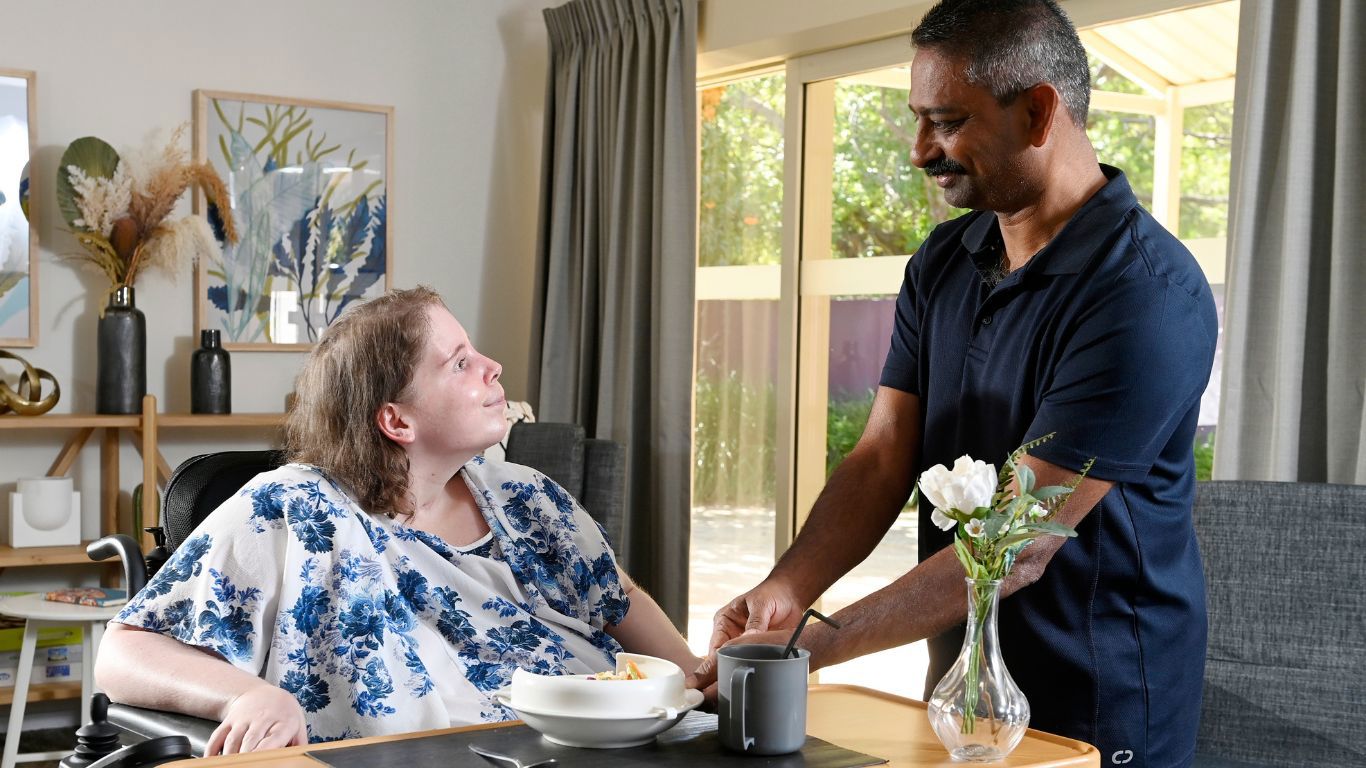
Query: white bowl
494,688,705,748
506,653,688,717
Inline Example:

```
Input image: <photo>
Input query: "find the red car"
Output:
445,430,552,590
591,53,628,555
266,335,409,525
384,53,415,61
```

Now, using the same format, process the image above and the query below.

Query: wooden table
165,684,1099,767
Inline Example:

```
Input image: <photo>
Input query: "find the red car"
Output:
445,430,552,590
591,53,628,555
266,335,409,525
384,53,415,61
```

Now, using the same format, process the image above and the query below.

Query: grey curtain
1214,0,1365,483
531,0,697,627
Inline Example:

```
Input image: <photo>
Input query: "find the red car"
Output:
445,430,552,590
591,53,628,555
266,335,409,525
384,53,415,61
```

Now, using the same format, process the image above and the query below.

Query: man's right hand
690,578,808,699
707,578,807,654
207,683,308,755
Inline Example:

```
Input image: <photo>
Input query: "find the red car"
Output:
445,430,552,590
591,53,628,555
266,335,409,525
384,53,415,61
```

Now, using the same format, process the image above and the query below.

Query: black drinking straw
781,608,841,658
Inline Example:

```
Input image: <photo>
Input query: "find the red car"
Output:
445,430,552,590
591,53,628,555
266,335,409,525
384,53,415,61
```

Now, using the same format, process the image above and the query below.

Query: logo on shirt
1111,749,1135,764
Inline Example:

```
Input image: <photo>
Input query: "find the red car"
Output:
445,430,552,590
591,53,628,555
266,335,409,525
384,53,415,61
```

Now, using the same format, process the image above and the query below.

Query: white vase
16,477,76,531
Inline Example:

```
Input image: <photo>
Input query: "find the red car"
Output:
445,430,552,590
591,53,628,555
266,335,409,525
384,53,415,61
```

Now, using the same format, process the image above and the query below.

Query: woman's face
400,305,506,458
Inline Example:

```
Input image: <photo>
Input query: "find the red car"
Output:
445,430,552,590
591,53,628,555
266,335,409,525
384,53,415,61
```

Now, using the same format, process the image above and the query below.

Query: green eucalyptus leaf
1017,462,1036,494
952,537,975,574
1032,485,1073,500
984,513,1011,538
56,136,121,230
998,533,1036,549
1025,521,1078,537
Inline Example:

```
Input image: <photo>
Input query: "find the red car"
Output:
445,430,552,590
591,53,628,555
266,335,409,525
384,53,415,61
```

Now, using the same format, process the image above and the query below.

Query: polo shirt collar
959,164,1138,276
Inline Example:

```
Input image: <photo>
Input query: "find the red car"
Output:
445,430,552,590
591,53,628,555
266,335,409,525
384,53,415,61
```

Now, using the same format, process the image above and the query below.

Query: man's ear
376,403,415,445
1022,82,1063,148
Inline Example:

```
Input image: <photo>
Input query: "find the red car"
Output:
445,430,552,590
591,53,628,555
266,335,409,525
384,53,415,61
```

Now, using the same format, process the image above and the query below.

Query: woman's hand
206,684,308,755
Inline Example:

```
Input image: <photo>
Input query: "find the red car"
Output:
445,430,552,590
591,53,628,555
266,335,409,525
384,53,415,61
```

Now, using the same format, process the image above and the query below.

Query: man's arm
784,455,1114,670
706,386,922,654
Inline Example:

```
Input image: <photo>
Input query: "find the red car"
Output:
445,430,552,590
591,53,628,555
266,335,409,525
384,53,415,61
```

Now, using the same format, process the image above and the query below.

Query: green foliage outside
1087,109,1156,205
693,371,776,507
694,58,1233,507
1180,102,1234,239
1194,432,1215,481
699,76,785,267
827,390,877,477
1090,55,1146,96
831,85,964,258
694,373,1218,506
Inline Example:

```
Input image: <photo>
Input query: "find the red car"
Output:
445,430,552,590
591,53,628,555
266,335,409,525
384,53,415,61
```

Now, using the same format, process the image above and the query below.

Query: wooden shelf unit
0,396,284,568
0,681,82,706
0,544,98,569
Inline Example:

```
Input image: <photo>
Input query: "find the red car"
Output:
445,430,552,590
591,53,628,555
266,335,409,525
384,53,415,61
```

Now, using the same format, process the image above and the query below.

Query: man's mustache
924,158,967,176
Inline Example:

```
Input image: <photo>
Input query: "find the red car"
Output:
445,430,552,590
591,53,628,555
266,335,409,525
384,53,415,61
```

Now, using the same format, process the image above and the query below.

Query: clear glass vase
927,578,1030,762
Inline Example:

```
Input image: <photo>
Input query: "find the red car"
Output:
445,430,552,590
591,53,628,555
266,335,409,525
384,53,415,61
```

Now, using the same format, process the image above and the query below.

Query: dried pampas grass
69,124,239,292
140,217,224,278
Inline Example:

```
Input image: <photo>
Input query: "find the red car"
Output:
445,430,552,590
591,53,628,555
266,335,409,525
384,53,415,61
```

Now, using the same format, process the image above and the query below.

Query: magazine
43,588,128,608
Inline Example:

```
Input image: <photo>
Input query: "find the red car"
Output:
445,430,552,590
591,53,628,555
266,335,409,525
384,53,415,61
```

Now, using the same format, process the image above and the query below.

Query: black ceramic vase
190,329,231,414
96,286,146,415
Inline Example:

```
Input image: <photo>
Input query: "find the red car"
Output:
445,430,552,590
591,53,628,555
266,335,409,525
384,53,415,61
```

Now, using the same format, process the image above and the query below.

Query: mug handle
729,666,755,751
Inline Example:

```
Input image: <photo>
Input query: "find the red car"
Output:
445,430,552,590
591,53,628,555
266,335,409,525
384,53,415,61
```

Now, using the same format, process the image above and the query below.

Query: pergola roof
1081,1,1239,94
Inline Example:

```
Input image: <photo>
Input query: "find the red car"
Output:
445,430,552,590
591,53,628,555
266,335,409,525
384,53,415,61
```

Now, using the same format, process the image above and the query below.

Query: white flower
964,518,986,538
1028,503,1048,520
930,507,957,531
919,455,997,514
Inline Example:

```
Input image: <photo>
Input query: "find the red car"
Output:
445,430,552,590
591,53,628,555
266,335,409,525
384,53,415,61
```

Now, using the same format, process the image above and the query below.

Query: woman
95,287,698,755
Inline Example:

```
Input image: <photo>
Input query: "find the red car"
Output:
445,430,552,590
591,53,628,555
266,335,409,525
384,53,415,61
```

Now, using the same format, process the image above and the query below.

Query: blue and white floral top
112,459,630,743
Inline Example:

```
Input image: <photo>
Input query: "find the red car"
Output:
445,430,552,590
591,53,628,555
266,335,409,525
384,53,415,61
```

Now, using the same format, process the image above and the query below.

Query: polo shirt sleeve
1024,275,1214,483
879,244,927,395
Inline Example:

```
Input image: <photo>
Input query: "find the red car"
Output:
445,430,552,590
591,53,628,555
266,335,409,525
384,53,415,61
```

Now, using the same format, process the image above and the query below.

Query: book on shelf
43,588,127,608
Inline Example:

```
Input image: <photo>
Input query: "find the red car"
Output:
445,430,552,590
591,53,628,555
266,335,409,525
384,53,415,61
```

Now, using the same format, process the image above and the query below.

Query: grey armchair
98,422,626,756
1192,480,1366,768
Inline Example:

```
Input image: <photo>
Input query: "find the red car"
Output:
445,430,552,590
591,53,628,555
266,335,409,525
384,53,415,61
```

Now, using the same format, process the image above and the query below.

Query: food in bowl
504,653,687,717
589,660,646,680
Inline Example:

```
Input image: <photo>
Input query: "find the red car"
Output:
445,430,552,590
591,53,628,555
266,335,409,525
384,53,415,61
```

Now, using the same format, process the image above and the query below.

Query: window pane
1087,109,1155,208
1180,101,1233,239
689,300,779,653
699,75,785,267
1089,53,1146,94
816,296,928,699
831,70,964,259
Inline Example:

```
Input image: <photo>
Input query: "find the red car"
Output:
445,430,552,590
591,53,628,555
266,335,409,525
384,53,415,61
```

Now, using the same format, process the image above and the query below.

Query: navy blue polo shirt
881,166,1217,768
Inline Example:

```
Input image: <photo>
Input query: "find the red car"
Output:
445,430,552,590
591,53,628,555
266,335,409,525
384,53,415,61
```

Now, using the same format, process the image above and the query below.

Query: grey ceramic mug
717,644,809,755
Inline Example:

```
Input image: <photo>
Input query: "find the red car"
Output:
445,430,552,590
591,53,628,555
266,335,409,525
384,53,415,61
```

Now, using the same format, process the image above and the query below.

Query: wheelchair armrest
107,702,217,757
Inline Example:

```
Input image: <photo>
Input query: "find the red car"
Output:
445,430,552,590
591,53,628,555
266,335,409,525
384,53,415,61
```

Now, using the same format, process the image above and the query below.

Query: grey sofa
1192,480,1366,767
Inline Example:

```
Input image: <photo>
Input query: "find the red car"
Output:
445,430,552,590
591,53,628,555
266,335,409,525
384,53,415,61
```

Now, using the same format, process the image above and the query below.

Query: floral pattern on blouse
113,458,630,742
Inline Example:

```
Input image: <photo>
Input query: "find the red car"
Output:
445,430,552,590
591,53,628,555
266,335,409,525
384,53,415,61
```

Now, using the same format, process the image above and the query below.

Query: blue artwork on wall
195,91,392,349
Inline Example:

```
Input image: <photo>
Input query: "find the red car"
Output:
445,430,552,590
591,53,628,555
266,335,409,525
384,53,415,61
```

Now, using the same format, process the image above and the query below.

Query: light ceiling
1080,1,1239,92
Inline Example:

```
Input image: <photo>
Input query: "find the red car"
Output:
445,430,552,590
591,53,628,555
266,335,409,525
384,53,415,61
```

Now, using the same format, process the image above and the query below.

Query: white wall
0,0,558,590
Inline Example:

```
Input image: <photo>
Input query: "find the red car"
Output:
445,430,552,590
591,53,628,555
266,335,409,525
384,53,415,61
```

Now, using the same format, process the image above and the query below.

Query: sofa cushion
1193,480,1366,767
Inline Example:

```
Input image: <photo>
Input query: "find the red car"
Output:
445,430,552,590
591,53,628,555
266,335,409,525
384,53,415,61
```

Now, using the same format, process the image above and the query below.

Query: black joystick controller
60,693,121,768
143,527,171,580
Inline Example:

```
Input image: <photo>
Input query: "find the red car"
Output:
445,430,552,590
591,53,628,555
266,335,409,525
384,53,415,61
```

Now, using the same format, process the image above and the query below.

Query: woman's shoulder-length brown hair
282,286,445,518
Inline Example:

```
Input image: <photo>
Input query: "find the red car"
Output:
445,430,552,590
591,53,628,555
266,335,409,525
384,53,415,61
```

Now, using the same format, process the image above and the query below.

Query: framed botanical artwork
193,90,393,350
0,68,38,347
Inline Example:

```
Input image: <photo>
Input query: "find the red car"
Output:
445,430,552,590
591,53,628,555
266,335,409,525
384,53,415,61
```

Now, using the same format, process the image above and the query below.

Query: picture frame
0,68,38,348
193,90,393,350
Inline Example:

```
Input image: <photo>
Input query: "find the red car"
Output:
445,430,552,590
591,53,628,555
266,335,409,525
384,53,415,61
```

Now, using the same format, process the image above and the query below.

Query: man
693,2,1217,766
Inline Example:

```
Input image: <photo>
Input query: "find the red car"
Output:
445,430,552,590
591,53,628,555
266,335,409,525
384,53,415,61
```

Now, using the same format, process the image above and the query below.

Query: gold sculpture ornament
0,351,60,416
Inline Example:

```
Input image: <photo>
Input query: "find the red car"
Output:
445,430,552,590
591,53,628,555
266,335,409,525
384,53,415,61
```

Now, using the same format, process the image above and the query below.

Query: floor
0,725,75,768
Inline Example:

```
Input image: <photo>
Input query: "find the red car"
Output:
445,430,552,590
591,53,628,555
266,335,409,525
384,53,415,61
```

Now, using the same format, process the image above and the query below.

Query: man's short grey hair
912,0,1092,126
